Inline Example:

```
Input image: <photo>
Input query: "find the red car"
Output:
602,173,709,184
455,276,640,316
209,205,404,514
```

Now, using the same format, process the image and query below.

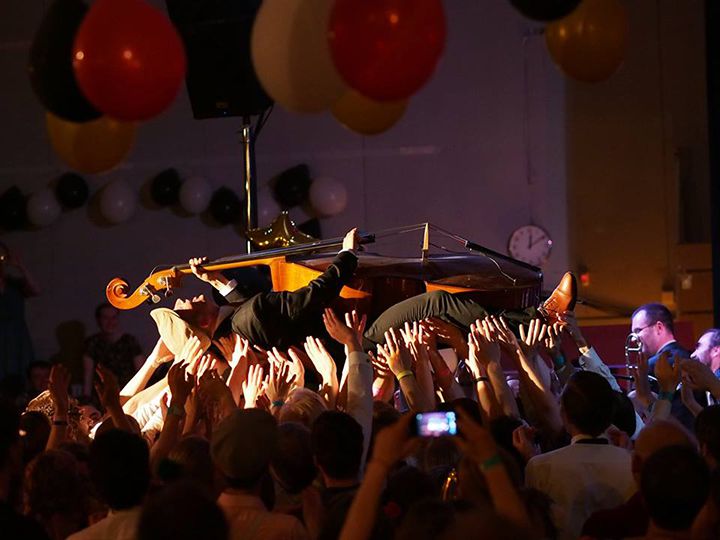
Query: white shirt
525,438,635,540
68,507,141,540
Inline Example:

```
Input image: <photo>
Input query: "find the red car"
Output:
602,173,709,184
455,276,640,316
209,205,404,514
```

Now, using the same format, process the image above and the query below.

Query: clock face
507,225,553,266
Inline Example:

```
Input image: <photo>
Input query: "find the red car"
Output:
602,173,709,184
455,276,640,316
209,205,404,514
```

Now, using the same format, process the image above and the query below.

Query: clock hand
530,235,548,248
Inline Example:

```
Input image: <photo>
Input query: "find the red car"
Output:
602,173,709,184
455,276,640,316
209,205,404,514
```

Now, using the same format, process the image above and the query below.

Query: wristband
168,404,185,418
52,419,68,426
658,391,675,402
396,370,414,382
473,376,489,384
271,400,285,408
479,454,503,472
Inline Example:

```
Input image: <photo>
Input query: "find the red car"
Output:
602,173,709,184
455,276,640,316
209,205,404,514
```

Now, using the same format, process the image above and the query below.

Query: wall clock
507,224,552,266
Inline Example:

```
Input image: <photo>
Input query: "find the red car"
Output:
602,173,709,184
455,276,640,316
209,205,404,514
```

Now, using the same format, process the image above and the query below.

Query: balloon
251,0,345,113
55,172,89,209
28,0,101,122
100,180,136,224
0,187,27,231
209,187,242,225
46,112,136,174
257,187,281,226
273,164,312,209
309,177,348,217
27,189,61,227
150,168,181,207
545,0,629,83
328,0,446,101
245,212,317,250
179,177,211,214
73,0,186,121
332,90,407,135
509,0,581,22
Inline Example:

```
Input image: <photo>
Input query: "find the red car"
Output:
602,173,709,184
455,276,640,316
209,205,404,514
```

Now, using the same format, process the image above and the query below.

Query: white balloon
251,0,345,113
100,180,136,224
27,188,61,227
309,177,348,217
257,187,281,226
180,176,211,214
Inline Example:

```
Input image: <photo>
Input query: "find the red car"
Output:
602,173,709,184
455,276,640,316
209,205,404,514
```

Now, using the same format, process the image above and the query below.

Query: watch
507,225,553,266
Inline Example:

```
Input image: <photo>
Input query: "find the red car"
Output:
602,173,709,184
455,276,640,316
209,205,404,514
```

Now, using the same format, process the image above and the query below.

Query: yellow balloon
545,0,629,83
332,91,408,136
46,112,136,174
251,0,345,113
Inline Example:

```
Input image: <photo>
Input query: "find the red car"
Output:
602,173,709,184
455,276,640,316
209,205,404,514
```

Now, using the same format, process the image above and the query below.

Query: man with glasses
630,303,689,373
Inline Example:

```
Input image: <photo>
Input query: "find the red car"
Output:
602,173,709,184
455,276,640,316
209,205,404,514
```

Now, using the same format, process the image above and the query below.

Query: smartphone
412,411,458,437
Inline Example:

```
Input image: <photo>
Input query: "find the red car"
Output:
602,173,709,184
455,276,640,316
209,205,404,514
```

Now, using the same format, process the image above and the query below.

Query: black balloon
209,187,243,225
273,164,311,209
55,172,89,209
28,0,101,122
509,0,581,21
150,168,182,206
0,187,28,231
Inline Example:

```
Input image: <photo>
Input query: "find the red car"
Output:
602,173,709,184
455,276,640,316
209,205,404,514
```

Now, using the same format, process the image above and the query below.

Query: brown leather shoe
538,272,577,323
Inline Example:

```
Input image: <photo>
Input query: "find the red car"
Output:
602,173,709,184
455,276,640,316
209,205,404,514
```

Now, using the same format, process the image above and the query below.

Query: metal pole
241,116,258,254
706,1,720,326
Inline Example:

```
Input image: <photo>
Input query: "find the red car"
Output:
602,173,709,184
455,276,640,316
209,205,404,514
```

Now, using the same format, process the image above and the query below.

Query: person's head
138,482,228,540
692,329,720,371
19,411,50,465
696,405,720,469
211,409,278,491
78,404,102,435
90,429,150,509
165,436,214,493
23,450,87,525
311,411,364,483
632,419,696,484
611,391,637,439
641,445,710,532
95,303,119,335
26,361,51,395
560,371,616,437
173,295,218,332
631,303,675,356
279,387,328,428
271,422,317,495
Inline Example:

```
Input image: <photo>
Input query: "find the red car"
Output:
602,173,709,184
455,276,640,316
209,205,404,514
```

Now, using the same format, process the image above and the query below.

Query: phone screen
414,411,457,437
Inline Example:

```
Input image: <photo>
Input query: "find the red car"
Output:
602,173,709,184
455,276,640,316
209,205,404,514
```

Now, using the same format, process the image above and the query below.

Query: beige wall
568,0,710,328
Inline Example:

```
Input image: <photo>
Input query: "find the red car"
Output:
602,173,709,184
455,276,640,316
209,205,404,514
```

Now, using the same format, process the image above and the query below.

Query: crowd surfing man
183,226,578,353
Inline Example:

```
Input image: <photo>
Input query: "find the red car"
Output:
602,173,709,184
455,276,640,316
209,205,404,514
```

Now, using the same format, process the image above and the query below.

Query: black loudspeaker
165,0,272,119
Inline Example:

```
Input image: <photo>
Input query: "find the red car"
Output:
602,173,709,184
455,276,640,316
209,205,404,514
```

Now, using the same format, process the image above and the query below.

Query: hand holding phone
411,411,457,437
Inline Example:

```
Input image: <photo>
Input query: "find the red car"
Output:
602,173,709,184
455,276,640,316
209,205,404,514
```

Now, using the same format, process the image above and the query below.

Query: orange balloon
545,0,629,83
46,112,136,174
331,90,407,135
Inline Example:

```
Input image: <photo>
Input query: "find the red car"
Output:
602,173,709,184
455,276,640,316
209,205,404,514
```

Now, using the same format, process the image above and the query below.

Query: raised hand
542,322,565,357
453,407,499,465
342,227,360,252
48,364,71,416
558,310,588,349
511,424,539,462
198,369,231,404
485,316,520,351
629,351,653,408
95,364,122,410
370,349,393,381
323,308,365,353
168,362,195,406
518,318,548,356
242,364,265,409
178,336,204,374
655,351,681,393
266,362,296,407
287,346,308,390
681,358,720,395
379,328,413,377
304,336,337,383
468,318,501,373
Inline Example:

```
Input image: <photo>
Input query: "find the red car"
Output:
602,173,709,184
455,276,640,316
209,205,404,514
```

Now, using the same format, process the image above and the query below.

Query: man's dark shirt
226,251,358,350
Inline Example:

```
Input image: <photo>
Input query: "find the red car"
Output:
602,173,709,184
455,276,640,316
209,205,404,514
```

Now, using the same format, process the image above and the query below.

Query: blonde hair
278,388,328,428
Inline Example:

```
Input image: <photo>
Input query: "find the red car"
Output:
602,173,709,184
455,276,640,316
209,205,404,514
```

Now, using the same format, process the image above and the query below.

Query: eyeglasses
632,323,654,335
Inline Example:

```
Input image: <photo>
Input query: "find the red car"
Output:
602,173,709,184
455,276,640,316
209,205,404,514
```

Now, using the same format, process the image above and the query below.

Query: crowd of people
1,231,720,540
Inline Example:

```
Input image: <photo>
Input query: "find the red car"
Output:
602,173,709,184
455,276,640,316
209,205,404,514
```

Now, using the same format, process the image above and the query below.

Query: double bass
106,223,543,318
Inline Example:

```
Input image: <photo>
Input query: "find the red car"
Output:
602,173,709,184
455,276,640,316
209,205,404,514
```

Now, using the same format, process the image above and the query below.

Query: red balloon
72,0,186,121
328,0,446,102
